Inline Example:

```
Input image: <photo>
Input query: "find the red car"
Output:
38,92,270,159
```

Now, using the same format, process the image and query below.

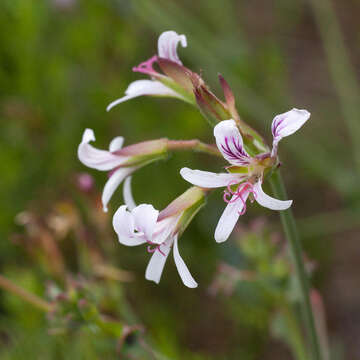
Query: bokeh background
0,0,359,359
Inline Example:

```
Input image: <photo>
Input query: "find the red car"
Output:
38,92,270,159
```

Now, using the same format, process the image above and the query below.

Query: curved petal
254,181,293,210
215,193,249,243
123,176,137,211
180,168,244,188
145,240,172,284
214,120,250,166
109,136,124,152
112,205,146,246
173,236,197,288
158,31,187,65
271,108,310,156
78,129,126,171
132,204,159,240
102,167,134,212
106,80,184,111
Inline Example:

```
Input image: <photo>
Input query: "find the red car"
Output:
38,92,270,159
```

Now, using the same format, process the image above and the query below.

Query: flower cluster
78,31,310,288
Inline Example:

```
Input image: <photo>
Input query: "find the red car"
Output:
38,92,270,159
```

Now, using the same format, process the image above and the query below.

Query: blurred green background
0,0,359,359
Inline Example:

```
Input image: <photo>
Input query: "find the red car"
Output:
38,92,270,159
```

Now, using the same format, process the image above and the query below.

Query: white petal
78,129,126,171
132,204,159,240
158,31,187,65
109,136,124,152
145,240,172,284
173,236,197,288
180,168,244,188
254,181,293,210
102,167,134,212
123,176,137,210
112,205,146,246
106,80,184,111
215,194,249,243
152,216,178,245
214,120,250,166
271,108,310,156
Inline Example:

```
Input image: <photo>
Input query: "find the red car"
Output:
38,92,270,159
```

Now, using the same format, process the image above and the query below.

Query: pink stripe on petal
214,120,250,166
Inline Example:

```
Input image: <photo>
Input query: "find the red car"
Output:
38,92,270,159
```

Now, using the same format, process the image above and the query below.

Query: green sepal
227,165,249,174
158,76,196,105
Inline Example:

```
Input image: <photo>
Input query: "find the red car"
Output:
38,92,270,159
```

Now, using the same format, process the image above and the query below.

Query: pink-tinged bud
192,74,231,126
218,74,240,121
157,58,194,93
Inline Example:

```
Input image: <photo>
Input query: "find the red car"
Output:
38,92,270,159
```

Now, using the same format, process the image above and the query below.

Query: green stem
283,305,308,360
0,274,52,312
269,170,322,360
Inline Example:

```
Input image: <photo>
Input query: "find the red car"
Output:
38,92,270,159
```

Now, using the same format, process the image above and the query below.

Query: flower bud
192,75,231,126
157,58,194,93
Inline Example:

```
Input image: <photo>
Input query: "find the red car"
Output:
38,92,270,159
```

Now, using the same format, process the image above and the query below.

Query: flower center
146,239,166,257
223,181,256,215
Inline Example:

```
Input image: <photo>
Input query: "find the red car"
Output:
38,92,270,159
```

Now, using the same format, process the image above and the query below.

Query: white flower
113,203,198,288
77,129,166,212
107,31,188,111
180,108,310,243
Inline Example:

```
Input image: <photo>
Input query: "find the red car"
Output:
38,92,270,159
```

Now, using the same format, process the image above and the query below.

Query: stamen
132,55,159,76
223,180,257,216
146,239,166,257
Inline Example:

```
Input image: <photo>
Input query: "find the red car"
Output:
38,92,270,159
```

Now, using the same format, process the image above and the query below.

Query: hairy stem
0,274,52,312
167,139,222,157
269,170,322,360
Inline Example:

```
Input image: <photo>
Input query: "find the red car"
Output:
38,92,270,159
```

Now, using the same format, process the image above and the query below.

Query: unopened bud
158,58,194,93
192,75,231,126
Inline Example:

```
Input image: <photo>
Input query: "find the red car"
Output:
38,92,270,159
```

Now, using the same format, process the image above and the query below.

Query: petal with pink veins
271,108,310,156
214,120,251,166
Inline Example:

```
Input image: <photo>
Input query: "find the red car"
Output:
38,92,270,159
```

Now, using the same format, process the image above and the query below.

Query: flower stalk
167,139,221,157
0,274,53,312
269,170,322,360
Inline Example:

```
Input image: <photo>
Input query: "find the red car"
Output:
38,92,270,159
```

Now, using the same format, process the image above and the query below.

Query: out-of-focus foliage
0,0,359,359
